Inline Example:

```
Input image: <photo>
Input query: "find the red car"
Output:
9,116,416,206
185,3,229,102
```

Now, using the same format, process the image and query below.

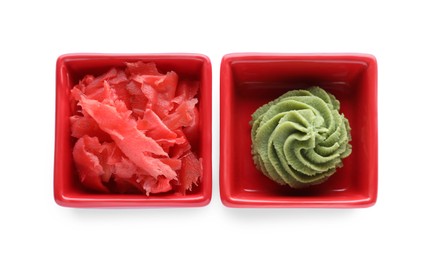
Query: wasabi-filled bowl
220,53,377,208
54,53,212,208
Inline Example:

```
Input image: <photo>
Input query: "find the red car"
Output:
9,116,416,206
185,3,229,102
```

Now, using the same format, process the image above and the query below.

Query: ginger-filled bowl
54,53,212,207
220,53,377,208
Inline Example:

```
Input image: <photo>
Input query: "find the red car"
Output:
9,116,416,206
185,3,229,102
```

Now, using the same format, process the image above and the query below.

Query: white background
0,0,434,259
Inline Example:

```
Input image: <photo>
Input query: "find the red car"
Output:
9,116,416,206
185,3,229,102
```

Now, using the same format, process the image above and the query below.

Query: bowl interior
222,55,377,206
55,54,211,206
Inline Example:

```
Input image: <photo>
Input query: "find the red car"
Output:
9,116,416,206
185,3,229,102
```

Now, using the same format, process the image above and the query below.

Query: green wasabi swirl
250,87,352,188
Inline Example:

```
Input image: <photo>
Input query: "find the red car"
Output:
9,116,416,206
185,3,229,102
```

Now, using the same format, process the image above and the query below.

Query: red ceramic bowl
54,53,212,207
220,53,377,208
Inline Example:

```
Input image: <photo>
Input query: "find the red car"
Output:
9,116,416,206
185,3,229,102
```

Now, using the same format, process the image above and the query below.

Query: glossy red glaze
220,53,377,208
54,53,212,207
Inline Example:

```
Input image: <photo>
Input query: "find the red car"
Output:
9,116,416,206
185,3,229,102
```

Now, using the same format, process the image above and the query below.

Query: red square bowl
220,53,377,208
54,53,212,207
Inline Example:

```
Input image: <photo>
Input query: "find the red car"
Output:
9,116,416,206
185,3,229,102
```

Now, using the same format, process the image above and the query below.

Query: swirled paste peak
250,87,351,188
